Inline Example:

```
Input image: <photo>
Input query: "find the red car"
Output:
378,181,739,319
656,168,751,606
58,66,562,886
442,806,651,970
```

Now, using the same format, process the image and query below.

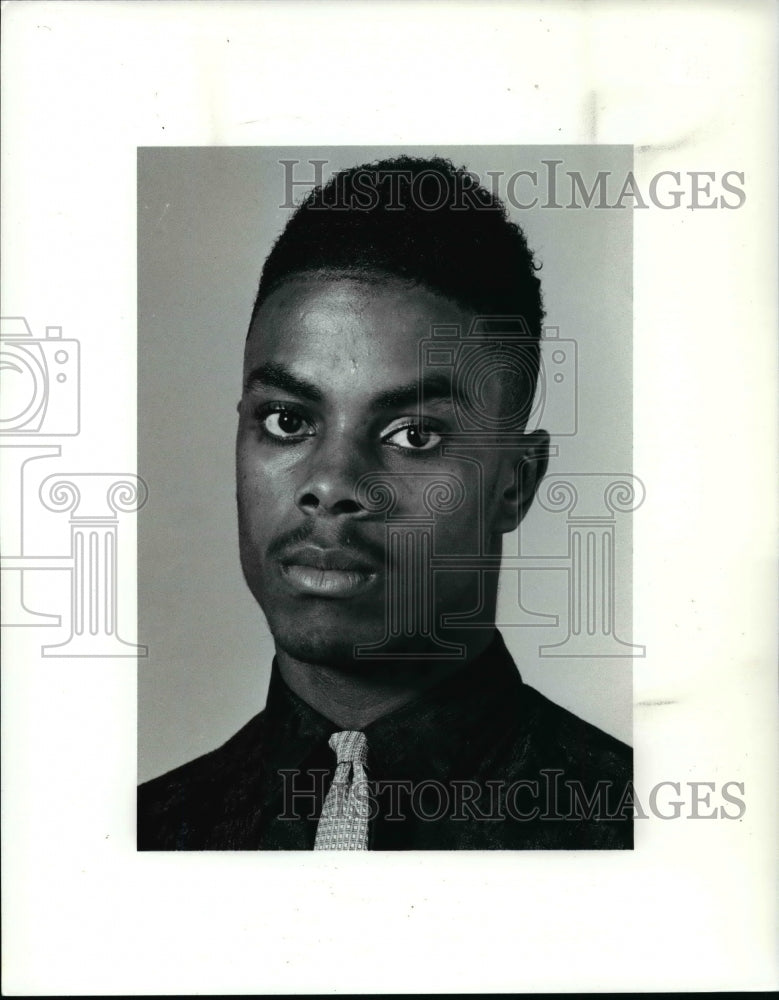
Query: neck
276,627,496,729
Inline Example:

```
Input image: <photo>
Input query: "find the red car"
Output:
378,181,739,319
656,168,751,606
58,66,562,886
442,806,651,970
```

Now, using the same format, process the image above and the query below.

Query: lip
278,545,380,598
280,563,378,598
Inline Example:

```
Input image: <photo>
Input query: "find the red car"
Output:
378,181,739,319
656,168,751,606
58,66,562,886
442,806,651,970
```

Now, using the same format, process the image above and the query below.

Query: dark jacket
138,631,633,850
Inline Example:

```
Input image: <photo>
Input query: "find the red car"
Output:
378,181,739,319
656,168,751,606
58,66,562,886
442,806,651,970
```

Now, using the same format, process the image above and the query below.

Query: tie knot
329,730,368,766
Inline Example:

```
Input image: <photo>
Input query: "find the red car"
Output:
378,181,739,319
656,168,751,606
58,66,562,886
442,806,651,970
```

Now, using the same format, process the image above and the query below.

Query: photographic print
136,146,638,852
2,2,776,995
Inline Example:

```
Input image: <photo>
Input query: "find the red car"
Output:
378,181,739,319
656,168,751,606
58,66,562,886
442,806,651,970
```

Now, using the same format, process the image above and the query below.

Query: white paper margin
2,1,777,994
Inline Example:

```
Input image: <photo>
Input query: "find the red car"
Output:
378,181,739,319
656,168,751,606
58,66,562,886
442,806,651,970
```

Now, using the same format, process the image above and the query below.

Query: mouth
278,546,380,599
280,563,378,598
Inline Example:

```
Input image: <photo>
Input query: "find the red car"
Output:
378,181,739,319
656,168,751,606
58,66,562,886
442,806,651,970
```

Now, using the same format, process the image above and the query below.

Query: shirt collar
261,630,525,787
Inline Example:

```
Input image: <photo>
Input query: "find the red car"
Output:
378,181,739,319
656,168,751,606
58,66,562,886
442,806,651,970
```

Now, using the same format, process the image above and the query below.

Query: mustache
266,521,387,566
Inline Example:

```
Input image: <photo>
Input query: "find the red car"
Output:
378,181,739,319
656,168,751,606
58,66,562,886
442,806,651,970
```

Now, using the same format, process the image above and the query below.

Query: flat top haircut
249,155,546,418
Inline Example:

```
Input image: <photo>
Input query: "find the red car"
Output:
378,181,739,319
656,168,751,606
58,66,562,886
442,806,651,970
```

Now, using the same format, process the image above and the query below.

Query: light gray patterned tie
314,730,370,851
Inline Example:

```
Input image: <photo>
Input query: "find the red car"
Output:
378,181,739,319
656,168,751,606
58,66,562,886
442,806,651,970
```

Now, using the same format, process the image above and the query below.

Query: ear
496,429,550,534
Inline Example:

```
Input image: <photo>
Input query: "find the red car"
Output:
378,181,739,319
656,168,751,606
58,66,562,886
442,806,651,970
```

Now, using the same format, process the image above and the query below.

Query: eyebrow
244,362,455,411
372,372,454,411
244,362,323,402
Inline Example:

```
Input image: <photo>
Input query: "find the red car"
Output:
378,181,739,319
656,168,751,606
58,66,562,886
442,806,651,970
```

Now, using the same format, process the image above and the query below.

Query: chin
267,605,442,669
271,619,378,669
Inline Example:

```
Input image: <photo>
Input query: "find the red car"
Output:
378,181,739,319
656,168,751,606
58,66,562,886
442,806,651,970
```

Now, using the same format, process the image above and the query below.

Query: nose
294,443,368,518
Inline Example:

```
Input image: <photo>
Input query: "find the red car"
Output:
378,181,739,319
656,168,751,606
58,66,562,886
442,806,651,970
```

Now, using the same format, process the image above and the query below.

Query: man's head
236,156,549,667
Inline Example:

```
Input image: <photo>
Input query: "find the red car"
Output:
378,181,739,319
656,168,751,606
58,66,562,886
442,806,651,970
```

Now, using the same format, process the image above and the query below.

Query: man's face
236,275,529,667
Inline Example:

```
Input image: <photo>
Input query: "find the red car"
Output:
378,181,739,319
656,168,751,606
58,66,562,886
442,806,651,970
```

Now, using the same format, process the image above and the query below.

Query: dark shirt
138,631,633,850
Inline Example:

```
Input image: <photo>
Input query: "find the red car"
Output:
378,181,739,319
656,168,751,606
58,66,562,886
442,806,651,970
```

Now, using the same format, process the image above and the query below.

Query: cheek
441,464,502,545
433,509,484,557
236,445,293,525
480,468,504,523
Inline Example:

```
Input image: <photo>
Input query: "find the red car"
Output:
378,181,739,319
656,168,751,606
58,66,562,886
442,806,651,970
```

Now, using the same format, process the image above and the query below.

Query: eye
382,420,443,452
256,405,315,441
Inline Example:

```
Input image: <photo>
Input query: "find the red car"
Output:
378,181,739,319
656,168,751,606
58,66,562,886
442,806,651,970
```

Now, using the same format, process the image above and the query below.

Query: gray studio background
138,146,634,782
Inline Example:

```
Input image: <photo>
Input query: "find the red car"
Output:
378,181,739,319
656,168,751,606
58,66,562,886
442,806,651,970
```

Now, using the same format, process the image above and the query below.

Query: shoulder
137,708,267,850
478,682,634,849
518,683,632,781
482,632,631,782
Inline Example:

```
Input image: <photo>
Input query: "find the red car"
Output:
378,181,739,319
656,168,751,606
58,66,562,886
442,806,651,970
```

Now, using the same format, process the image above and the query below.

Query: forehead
244,276,470,381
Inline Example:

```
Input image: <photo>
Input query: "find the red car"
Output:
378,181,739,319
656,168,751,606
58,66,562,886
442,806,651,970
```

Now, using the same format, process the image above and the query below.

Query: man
138,156,632,850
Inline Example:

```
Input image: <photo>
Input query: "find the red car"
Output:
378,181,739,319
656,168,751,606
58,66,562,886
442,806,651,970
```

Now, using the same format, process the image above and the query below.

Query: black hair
250,155,545,421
